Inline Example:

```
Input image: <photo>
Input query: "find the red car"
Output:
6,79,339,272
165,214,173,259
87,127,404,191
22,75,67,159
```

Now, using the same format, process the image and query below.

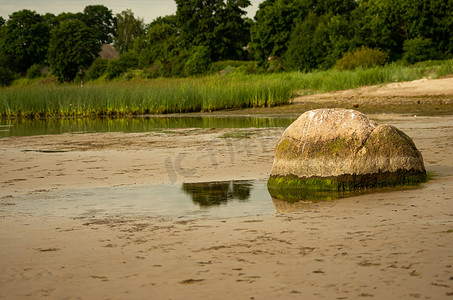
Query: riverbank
207,76,453,116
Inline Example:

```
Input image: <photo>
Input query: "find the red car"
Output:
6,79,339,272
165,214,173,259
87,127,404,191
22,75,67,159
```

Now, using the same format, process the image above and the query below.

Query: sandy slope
1,79,453,299
294,77,453,102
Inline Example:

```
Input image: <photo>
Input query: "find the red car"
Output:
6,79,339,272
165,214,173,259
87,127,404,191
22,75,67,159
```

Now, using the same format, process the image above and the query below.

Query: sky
0,0,262,23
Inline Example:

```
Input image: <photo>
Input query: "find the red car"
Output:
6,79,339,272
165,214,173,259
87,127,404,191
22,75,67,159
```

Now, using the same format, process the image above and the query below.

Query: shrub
184,46,211,76
209,60,249,72
73,73,83,84
267,57,286,73
403,37,435,64
105,59,124,80
85,58,108,81
103,52,141,80
144,62,164,79
164,49,188,77
209,60,260,75
26,64,44,79
0,66,15,86
235,63,263,75
335,46,388,71
118,51,139,69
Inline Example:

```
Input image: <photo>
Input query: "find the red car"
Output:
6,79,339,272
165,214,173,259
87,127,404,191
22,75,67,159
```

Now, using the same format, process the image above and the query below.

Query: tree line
0,0,452,85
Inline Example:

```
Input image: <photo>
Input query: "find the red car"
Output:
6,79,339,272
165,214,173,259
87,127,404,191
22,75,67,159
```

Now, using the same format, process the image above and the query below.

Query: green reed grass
1,75,293,118
1,59,452,119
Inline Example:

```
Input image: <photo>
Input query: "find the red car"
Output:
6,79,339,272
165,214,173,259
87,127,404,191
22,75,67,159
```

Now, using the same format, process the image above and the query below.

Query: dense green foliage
0,10,50,73
335,46,389,70
114,9,144,53
184,46,212,76
85,58,108,81
0,0,451,88
26,64,45,79
47,20,101,82
0,66,14,86
82,5,116,44
250,0,307,66
175,0,251,61
403,38,436,64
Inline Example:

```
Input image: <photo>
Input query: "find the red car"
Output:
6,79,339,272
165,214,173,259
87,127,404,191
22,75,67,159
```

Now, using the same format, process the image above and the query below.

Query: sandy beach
1,78,453,299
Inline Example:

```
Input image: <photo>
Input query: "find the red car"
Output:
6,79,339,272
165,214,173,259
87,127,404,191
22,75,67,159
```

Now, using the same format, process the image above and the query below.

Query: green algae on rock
268,108,427,192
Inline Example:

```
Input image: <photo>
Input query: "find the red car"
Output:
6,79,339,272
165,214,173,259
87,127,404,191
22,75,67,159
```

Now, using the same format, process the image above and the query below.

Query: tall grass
1,59,452,119
1,75,294,118
283,62,434,93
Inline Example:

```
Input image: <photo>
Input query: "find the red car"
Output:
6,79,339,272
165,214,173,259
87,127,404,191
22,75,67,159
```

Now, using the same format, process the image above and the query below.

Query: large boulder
268,108,426,191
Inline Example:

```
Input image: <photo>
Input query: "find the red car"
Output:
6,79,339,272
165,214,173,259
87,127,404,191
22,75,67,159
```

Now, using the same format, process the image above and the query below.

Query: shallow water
2,179,419,220
3,181,275,220
0,115,295,138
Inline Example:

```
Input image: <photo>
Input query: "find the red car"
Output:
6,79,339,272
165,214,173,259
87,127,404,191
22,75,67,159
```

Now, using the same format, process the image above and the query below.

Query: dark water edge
0,115,296,138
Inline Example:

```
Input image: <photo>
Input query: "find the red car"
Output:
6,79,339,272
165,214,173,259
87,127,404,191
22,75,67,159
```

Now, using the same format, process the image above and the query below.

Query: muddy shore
1,78,453,299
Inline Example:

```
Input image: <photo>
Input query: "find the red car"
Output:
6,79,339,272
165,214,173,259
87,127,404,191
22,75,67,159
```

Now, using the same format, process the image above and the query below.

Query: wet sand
1,89,453,298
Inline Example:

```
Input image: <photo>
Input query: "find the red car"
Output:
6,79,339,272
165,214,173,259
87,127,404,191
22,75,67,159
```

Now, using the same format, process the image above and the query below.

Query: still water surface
6,181,275,220
4,180,406,220
0,115,296,138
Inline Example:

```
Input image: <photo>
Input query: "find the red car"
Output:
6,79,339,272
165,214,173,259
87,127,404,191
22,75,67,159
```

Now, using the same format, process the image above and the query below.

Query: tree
250,0,309,66
114,9,144,53
283,13,326,71
403,37,435,63
47,20,101,82
132,15,180,68
213,0,252,60
428,0,453,56
350,0,405,60
184,45,211,76
307,0,359,15
82,5,116,44
0,10,50,72
397,0,453,58
252,0,357,69
283,0,357,71
42,13,58,28
175,0,251,61
350,0,452,61
54,12,85,24
175,0,223,49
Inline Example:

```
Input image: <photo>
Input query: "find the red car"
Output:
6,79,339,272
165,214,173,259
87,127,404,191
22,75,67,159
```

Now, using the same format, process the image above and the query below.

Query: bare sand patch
295,77,453,101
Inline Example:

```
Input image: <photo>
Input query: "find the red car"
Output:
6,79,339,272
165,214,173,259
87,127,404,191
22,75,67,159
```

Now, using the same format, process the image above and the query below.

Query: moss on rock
268,169,427,193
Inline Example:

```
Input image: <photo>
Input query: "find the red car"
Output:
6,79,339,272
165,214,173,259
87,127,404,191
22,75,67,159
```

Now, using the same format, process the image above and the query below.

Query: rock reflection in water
269,184,421,213
182,180,253,207
268,187,363,213
269,187,353,201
